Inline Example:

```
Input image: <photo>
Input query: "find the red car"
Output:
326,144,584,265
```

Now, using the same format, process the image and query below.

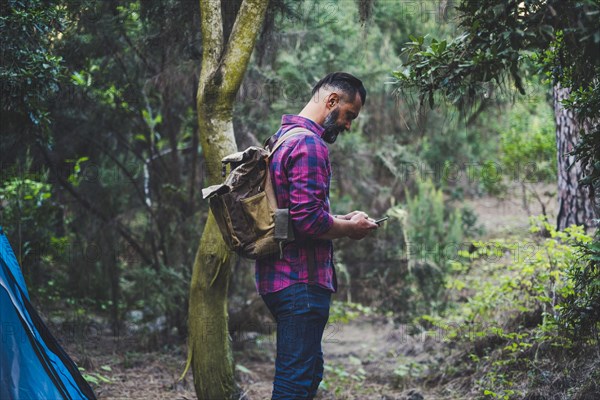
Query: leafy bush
0,169,67,299
558,229,600,340
336,177,469,319
332,206,411,314
404,177,464,313
415,216,596,398
328,300,375,325
499,102,557,185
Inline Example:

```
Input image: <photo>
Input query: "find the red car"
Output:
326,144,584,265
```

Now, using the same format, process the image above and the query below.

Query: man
256,72,378,399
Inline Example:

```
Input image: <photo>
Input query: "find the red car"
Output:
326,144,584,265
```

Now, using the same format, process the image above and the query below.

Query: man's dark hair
312,72,367,105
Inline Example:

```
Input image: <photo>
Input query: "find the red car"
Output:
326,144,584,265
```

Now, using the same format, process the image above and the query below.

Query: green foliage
470,90,559,200
573,121,600,222
0,0,66,131
456,217,588,333
392,0,600,214
79,366,112,385
558,229,600,339
341,178,470,319
0,164,69,297
331,200,411,317
121,261,190,333
392,0,600,346
321,360,367,396
404,178,463,313
499,100,557,185
330,173,475,319
328,300,375,324
0,177,53,219
405,178,464,263
393,1,600,110
238,0,407,140
417,216,595,398
392,357,425,389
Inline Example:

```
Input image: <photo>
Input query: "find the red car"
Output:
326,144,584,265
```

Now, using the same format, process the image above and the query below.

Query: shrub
557,229,600,340
404,177,464,313
415,216,596,398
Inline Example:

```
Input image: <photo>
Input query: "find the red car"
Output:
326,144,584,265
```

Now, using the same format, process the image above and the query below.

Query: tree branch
37,142,156,268
70,129,154,216
199,0,224,86
220,0,269,98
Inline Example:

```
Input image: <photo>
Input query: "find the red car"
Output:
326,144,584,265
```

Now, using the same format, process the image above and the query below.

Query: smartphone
373,216,389,225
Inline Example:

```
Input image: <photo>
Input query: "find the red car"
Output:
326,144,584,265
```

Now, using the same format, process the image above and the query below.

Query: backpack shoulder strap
268,127,311,157
263,127,311,211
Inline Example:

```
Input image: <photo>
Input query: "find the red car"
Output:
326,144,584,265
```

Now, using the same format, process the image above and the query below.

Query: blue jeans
262,283,332,399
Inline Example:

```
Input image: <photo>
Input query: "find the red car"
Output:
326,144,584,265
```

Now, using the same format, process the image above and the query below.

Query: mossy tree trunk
553,84,597,231
184,1,269,399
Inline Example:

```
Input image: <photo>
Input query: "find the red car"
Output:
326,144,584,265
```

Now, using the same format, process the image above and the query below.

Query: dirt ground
235,316,442,400
78,315,441,400
70,183,557,399
463,183,556,237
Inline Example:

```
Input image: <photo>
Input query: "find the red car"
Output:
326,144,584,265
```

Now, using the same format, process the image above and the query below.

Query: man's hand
336,211,365,221
318,210,378,240
347,212,378,240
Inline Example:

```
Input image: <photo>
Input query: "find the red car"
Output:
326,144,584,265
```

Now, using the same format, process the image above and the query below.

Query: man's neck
298,105,324,126
297,112,319,126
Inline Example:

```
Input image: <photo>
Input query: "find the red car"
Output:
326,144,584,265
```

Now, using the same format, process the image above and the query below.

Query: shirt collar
280,114,325,138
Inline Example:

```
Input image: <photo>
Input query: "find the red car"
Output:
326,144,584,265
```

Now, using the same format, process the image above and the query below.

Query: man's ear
325,93,340,110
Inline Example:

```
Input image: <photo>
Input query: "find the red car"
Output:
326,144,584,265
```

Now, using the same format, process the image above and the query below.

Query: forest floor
67,183,566,399
74,313,449,399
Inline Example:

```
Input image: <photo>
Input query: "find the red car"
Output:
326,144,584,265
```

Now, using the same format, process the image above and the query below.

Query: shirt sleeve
286,135,334,238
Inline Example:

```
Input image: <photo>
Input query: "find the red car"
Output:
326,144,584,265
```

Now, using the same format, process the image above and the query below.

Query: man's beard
321,108,346,144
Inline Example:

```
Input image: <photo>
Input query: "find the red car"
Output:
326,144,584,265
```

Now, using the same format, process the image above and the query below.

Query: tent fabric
0,227,96,400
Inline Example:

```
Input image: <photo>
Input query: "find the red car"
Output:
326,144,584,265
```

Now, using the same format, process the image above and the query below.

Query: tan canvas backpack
201,128,308,259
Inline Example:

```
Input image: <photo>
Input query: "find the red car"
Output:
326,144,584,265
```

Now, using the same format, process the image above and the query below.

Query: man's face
322,93,362,144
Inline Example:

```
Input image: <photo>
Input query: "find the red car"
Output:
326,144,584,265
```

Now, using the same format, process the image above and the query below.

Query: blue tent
0,227,96,399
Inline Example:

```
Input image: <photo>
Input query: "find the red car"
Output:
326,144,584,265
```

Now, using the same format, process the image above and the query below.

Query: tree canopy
393,0,599,209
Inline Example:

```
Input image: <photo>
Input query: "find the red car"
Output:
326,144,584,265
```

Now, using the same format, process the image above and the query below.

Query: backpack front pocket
241,191,274,235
